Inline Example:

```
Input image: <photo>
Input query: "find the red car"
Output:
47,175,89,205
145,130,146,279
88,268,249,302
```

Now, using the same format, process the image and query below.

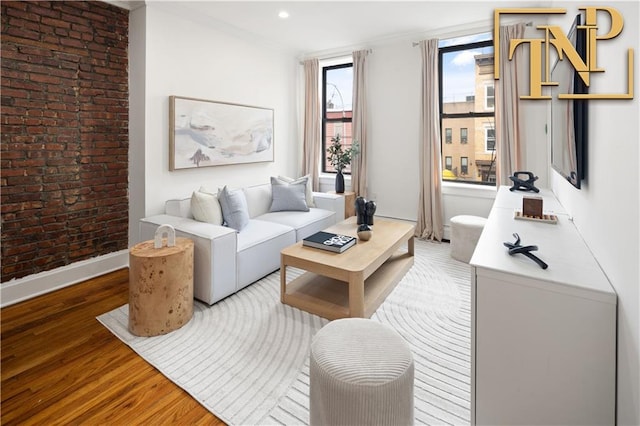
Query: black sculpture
355,197,367,225
365,200,376,226
503,233,548,269
355,196,376,226
509,171,540,192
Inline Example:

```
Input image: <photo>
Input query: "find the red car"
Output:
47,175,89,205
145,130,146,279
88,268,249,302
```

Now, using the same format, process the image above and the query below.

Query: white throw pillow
199,185,218,195
276,174,315,207
191,190,223,225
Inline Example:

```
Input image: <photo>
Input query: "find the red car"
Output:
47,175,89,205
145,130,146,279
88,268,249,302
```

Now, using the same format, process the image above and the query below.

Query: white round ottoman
450,215,487,263
309,318,414,426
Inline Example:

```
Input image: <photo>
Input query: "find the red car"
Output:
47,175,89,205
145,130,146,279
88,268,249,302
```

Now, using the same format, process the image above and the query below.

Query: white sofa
139,183,345,305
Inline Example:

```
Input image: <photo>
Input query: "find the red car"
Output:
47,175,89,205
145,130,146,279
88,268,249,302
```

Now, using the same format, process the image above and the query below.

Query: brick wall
1,1,129,282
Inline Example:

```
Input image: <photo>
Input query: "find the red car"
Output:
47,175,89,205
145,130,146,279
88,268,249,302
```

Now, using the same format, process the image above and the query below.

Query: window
445,128,452,144
439,33,495,185
485,84,495,110
485,126,496,151
322,63,353,173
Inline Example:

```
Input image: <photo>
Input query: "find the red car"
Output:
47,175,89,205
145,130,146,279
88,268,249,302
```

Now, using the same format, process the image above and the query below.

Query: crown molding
101,0,145,11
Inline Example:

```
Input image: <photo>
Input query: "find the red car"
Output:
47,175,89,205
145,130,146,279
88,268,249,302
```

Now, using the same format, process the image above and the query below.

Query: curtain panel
351,49,369,197
302,58,321,191
415,39,444,241
496,23,526,186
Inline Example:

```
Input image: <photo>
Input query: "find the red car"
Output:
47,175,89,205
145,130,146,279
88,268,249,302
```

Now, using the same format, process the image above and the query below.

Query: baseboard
376,215,452,241
0,250,129,308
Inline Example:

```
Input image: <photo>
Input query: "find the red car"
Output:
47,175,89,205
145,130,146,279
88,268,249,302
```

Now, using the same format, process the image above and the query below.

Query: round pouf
450,215,487,263
310,318,414,426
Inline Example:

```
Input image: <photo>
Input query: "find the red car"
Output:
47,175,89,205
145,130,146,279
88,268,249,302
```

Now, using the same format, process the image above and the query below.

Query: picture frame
169,96,274,170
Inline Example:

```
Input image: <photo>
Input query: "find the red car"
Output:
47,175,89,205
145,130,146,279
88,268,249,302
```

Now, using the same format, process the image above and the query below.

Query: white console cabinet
470,187,616,425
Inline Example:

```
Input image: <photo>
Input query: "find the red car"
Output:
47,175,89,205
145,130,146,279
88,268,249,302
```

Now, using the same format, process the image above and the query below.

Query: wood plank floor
1,269,225,425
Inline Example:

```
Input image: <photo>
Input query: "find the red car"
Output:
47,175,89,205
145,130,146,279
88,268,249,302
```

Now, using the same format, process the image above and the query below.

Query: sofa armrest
166,198,193,218
139,214,237,305
312,192,345,222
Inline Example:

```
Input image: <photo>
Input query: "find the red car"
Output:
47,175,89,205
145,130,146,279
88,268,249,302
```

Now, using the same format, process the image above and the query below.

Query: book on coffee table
302,231,356,253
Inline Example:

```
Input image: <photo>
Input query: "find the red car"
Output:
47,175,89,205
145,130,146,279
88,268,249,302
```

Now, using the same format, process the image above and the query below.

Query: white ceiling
141,1,551,56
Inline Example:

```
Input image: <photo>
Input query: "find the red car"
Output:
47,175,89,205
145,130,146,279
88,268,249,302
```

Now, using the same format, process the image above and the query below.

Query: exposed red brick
1,1,129,283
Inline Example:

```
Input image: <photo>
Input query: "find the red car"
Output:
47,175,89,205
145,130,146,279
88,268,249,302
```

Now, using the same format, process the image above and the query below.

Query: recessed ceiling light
278,10,289,19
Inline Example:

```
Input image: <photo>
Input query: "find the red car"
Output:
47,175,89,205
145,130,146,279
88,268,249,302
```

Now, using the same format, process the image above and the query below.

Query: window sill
319,173,351,192
319,174,495,199
442,181,497,199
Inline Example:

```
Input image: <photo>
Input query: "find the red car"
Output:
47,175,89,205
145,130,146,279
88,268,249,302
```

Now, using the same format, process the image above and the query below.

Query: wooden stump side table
128,236,194,337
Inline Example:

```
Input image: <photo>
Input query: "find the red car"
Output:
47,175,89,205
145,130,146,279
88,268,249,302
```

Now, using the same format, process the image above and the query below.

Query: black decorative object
509,171,540,192
355,197,376,226
357,224,372,241
365,200,376,226
355,197,367,225
503,233,548,269
335,170,345,193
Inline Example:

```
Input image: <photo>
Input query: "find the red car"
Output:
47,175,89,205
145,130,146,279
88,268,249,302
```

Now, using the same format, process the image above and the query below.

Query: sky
326,66,353,111
440,32,493,103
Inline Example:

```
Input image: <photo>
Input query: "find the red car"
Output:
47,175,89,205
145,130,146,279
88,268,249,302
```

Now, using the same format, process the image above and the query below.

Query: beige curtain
496,23,525,187
302,58,321,191
415,39,444,241
351,49,369,197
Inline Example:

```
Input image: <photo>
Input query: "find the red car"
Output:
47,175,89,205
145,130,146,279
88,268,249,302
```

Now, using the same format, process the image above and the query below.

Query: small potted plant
326,134,359,193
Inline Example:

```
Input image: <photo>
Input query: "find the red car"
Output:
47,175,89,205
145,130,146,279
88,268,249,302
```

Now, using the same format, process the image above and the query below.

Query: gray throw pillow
270,178,309,212
217,185,250,231
274,174,314,207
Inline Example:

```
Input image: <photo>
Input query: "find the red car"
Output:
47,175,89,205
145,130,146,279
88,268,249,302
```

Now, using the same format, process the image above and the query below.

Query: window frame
439,38,495,186
461,156,469,175
460,127,468,144
445,127,452,144
485,126,496,152
445,156,453,171
321,62,353,174
484,83,495,110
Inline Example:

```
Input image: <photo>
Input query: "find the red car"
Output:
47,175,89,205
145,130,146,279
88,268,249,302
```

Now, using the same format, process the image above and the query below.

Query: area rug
98,240,471,425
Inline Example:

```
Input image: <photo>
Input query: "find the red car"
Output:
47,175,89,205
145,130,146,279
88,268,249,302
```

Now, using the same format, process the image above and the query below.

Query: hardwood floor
1,269,225,425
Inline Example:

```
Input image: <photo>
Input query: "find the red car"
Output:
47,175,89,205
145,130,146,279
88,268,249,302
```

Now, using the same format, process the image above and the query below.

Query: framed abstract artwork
169,96,274,170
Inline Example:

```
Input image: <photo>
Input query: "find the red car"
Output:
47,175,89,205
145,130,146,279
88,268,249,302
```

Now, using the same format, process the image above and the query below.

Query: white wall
137,4,299,226
128,5,146,246
550,2,639,424
366,42,422,221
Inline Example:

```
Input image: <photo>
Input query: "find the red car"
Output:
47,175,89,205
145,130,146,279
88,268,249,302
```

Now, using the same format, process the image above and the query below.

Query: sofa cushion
257,208,335,241
275,174,315,207
236,219,296,289
270,178,309,212
243,184,272,219
218,186,250,231
191,190,223,225
235,219,294,252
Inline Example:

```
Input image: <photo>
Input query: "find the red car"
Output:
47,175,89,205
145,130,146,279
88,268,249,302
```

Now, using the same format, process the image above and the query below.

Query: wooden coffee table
280,217,415,320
